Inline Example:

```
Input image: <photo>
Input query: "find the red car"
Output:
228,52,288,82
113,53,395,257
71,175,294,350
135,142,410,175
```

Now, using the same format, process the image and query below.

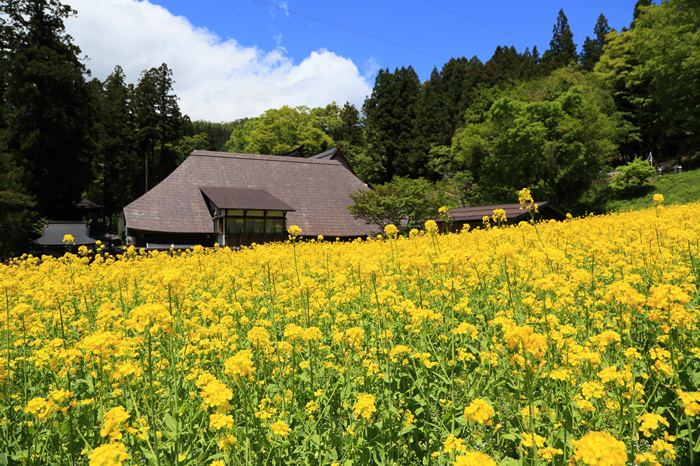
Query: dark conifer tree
362,66,421,182
541,9,578,73
484,45,529,87
0,0,93,218
132,63,186,193
190,121,232,152
532,45,541,65
90,66,140,217
580,14,611,72
338,102,364,147
439,56,485,134
439,57,468,131
521,47,540,80
413,67,448,178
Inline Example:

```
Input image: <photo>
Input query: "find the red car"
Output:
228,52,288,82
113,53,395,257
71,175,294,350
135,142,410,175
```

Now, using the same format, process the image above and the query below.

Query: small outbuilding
123,149,375,248
437,201,565,232
31,221,120,256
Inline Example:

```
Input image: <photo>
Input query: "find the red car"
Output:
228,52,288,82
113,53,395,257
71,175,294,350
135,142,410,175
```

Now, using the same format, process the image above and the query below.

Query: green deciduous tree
451,68,636,207
596,0,700,156
223,118,259,153
627,0,700,141
347,177,455,232
609,157,656,193
174,132,215,165
228,105,334,156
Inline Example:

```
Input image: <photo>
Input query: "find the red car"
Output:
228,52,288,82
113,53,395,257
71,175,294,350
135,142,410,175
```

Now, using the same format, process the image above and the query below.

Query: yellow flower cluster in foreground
1,198,700,465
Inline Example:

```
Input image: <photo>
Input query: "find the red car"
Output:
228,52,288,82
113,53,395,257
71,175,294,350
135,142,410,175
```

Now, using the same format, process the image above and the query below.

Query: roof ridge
190,150,340,166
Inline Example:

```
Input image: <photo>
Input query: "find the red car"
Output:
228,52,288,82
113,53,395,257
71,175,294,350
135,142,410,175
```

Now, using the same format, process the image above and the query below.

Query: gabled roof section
200,187,295,211
32,221,96,246
309,147,357,176
124,150,374,237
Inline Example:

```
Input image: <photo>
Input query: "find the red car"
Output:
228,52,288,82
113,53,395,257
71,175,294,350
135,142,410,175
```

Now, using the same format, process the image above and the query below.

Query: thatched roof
124,150,374,237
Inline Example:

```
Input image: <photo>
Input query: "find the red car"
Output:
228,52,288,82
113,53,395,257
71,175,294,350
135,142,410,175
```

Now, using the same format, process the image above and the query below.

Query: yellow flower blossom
463,399,494,424
443,435,466,453
572,431,626,466
638,413,669,438
270,419,291,436
88,442,129,466
100,406,131,440
452,451,497,466
353,393,376,420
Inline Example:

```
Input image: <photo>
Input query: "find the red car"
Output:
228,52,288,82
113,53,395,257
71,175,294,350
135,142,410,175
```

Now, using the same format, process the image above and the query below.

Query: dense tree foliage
347,177,455,233
452,69,635,206
0,0,92,218
223,104,354,156
623,0,700,143
595,0,699,158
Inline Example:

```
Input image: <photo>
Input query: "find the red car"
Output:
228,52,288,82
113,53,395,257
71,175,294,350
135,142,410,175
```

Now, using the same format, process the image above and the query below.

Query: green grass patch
605,168,700,212
571,168,700,216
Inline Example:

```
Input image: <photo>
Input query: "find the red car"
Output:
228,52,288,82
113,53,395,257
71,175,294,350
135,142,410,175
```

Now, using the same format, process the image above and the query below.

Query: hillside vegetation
579,168,700,215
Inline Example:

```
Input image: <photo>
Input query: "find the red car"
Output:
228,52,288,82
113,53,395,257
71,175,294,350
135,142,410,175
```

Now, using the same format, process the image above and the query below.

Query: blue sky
65,0,639,121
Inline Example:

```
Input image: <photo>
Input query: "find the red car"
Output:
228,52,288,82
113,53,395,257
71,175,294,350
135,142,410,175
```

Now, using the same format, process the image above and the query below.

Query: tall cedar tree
413,67,449,179
580,14,611,72
132,63,186,193
362,66,421,182
0,0,92,218
483,45,534,87
0,9,35,258
338,102,364,147
90,66,140,217
541,9,578,73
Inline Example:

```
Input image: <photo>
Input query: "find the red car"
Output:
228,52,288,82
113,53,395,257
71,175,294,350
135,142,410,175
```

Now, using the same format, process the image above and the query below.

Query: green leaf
372,446,386,465
399,424,416,436
164,412,178,434
498,457,520,466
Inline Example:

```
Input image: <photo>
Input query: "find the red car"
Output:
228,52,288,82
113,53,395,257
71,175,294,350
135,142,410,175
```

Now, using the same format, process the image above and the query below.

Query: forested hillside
1,0,698,258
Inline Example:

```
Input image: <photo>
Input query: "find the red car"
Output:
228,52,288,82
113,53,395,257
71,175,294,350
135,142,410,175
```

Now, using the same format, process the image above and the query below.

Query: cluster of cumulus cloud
65,0,373,121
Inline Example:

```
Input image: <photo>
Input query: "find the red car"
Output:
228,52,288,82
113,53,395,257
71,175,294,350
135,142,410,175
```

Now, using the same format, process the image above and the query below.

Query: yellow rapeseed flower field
1,197,699,465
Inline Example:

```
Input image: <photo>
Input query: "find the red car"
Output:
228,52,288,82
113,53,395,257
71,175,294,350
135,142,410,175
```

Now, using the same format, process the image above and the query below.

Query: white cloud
272,1,289,19
65,0,372,121
363,57,380,81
